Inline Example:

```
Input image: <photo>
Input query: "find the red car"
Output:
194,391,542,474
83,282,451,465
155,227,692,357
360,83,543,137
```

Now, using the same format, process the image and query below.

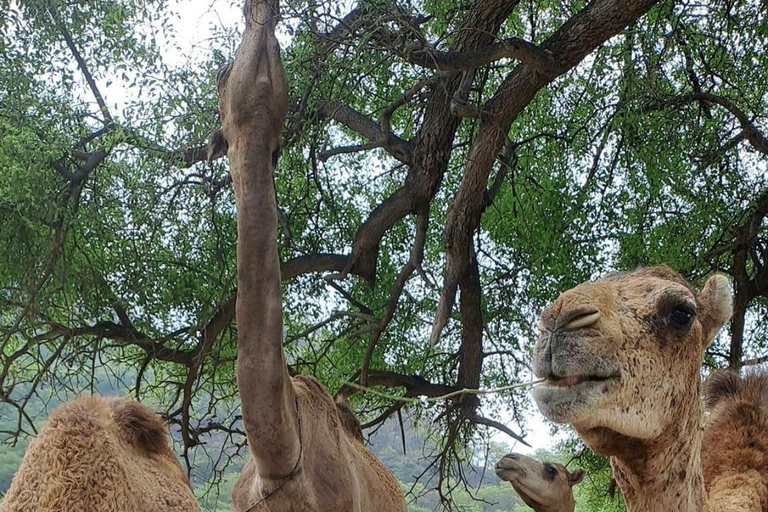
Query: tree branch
339,0,525,286
409,38,559,75
31,321,194,365
656,93,768,156
336,369,458,400
48,7,113,124
317,100,413,164
432,0,663,344
464,411,530,447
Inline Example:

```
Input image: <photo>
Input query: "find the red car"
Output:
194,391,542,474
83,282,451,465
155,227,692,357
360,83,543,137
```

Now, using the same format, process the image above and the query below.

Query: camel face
495,453,583,512
532,265,731,449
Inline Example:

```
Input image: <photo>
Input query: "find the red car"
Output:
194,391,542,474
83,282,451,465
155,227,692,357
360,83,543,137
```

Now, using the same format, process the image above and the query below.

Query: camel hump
110,399,169,454
703,370,768,410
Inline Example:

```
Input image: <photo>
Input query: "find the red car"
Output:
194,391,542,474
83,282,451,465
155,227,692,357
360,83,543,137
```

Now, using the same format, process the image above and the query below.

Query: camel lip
494,461,520,472
540,374,616,388
494,465,521,480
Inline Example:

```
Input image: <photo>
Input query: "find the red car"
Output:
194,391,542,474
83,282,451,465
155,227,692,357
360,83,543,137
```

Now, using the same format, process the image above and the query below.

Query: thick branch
464,411,530,447
409,38,558,75
336,370,458,400
32,321,193,365
456,248,483,416
742,355,768,367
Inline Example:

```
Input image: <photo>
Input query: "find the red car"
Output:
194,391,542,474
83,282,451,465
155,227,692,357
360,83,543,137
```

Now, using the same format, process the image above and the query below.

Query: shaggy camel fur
531,265,732,512
215,1,406,511
0,395,199,512
495,453,584,512
702,370,768,511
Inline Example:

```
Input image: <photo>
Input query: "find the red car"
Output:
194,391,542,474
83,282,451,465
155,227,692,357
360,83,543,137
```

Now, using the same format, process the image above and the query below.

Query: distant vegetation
0,385,529,511
0,382,624,511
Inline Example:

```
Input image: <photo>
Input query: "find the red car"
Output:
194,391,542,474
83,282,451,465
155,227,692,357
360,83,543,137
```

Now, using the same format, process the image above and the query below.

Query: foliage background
1,0,766,509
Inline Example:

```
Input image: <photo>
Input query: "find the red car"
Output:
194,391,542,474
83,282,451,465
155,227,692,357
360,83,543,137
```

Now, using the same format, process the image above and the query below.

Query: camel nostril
559,307,601,331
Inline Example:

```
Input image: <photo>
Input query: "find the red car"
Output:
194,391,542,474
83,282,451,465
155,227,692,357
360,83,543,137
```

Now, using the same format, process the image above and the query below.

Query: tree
1,0,766,506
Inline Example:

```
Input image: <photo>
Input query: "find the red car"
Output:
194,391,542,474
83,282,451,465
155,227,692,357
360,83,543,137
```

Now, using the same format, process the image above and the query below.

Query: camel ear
206,129,228,163
697,274,732,347
703,370,742,409
567,468,585,486
110,399,168,455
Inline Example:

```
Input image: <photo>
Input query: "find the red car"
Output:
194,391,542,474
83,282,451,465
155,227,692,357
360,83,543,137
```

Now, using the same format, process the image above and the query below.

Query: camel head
495,453,584,512
531,265,731,454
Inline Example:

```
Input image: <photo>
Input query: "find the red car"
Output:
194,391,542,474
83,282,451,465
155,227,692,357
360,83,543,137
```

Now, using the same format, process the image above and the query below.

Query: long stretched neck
220,0,297,478
612,401,708,512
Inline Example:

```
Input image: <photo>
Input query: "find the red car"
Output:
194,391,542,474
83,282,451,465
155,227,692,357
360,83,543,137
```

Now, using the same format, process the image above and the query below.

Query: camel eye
543,464,558,479
669,307,694,328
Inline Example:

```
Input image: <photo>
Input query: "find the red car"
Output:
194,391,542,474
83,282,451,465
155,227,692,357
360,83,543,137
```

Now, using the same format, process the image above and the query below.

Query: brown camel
702,370,768,511
530,265,732,512
215,1,406,511
495,453,584,512
0,396,200,512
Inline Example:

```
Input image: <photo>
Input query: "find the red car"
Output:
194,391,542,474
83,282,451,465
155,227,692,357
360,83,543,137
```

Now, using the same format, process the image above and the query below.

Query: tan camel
702,370,768,511
215,1,406,511
530,265,732,512
0,395,200,512
495,453,584,512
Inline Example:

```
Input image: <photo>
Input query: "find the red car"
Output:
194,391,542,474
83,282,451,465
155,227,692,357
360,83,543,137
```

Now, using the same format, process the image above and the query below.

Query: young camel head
495,453,584,512
531,265,731,453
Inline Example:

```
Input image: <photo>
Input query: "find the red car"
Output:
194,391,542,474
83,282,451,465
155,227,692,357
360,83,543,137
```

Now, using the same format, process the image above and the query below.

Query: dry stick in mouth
342,379,546,404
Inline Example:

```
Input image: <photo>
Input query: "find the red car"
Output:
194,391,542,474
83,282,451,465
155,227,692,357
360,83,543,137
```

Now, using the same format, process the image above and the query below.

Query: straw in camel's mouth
544,375,613,388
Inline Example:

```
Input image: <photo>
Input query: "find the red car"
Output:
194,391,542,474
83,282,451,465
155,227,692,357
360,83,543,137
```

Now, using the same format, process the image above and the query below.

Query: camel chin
532,375,618,425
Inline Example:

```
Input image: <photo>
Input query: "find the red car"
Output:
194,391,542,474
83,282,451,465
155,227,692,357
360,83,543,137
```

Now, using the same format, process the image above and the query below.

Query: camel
530,265,732,511
0,395,200,512
701,370,768,511
495,453,584,512
215,1,406,511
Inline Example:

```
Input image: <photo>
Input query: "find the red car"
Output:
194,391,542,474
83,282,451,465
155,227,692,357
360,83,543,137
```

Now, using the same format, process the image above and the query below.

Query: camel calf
0,396,200,512
495,453,584,512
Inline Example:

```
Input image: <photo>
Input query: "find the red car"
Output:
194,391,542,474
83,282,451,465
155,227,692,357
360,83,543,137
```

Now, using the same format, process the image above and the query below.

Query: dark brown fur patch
335,399,363,442
110,399,169,454
703,370,768,410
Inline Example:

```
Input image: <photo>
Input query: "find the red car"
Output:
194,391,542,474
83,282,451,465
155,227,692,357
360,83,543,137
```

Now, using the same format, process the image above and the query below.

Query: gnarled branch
409,38,559,75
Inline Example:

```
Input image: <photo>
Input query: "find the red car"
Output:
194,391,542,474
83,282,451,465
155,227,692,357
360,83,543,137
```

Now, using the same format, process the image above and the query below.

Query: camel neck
611,405,707,512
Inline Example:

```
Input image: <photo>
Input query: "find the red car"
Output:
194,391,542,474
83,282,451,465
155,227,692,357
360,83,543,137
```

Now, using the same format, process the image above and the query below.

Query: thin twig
342,379,544,404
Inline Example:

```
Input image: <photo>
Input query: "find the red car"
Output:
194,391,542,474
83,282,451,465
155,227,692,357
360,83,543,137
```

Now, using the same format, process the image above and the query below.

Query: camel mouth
494,465,519,478
542,374,615,388
494,465,523,483
532,372,620,424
